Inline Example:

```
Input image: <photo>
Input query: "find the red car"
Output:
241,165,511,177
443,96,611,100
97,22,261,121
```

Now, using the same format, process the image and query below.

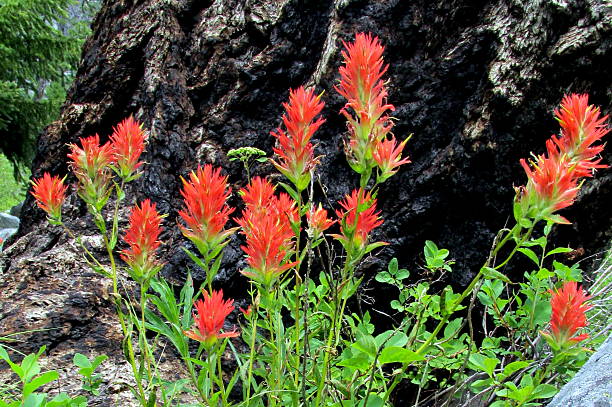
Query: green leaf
23,394,45,407
481,267,512,283
517,247,540,265
388,258,398,275
395,268,410,280
375,271,392,283
502,361,530,378
379,347,424,364
23,371,59,398
73,353,91,369
337,354,370,371
375,331,408,348
545,247,573,257
358,394,384,407
532,383,558,399
352,335,377,357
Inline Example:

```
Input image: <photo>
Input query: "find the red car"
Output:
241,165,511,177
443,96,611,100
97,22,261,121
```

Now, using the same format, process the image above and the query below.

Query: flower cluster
110,116,148,181
120,199,164,282
336,33,409,183
184,289,239,347
236,177,298,287
178,164,236,256
541,281,592,350
31,172,67,224
516,94,609,223
67,134,115,211
271,86,325,192
306,204,334,240
331,188,386,263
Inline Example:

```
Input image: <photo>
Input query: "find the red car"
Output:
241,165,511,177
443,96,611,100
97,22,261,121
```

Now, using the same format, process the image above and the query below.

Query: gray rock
0,228,17,243
548,334,612,407
0,212,19,229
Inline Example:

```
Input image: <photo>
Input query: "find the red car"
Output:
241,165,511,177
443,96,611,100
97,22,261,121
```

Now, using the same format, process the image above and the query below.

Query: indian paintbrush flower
178,164,236,256
373,136,411,183
236,177,298,287
306,203,334,240
516,94,609,224
31,172,68,224
541,281,592,351
331,188,386,263
110,116,148,181
184,289,239,347
270,86,325,191
67,134,114,211
553,93,609,178
120,199,164,282
336,32,395,181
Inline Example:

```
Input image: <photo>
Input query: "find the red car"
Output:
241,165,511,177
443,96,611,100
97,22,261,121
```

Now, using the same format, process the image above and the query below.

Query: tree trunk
2,0,610,404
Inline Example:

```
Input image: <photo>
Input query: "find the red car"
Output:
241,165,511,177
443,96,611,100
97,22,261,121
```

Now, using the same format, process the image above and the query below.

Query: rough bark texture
1,0,610,404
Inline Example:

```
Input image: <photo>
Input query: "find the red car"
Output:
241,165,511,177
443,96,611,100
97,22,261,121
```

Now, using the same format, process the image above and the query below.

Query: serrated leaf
379,347,424,364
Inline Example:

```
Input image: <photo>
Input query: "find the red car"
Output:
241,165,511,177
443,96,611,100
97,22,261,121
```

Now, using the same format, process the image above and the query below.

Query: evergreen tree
0,0,97,178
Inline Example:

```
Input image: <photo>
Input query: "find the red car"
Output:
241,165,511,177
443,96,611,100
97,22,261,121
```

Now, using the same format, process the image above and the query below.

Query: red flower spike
67,134,114,210
271,86,325,191
120,199,164,280
516,94,609,224
178,164,235,251
335,33,395,175
110,116,148,181
31,172,67,222
236,177,298,286
552,93,609,178
184,289,239,346
542,281,592,349
331,188,385,256
307,204,334,239
373,136,411,183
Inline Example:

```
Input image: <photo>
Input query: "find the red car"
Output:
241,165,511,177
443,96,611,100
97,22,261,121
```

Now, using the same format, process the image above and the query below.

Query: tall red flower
67,134,114,211
541,281,592,350
553,93,609,178
178,164,236,253
335,33,395,177
373,136,411,183
31,172,67,223
120,199,164,280
236,177,298,286
110,116,148,181
184,289,239,346
331,188,385,260
516,94,609,224
271,86,325,191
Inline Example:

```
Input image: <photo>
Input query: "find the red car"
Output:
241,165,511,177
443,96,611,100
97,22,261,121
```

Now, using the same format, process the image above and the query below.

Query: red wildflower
373,136,411,183
110,116,148,181
336,33,395,176
306,204,334,239
331,188,385,259
184,289,239,346
541,281,592,349
240,305,252,318
31,172,67,223
120,199,164,280
271,86,325,191
178,164,236,252
67,134,114,210
516,94,609,224
236,177,298,286
552,93,609,178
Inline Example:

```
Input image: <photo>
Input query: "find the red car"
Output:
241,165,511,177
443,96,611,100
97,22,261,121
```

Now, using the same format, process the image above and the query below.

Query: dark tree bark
1,0,610,404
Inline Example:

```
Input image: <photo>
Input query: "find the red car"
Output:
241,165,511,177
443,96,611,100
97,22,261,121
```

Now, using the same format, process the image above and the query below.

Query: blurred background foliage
0,0,100,186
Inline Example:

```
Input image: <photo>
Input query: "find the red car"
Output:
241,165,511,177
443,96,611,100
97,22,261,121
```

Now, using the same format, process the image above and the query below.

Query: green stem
383,223,533,401
245,306,259,403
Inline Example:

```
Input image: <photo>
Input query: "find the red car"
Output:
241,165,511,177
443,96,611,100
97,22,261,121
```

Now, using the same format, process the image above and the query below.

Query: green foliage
0,153,28,211
0,0,97,172
0,345,88,406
